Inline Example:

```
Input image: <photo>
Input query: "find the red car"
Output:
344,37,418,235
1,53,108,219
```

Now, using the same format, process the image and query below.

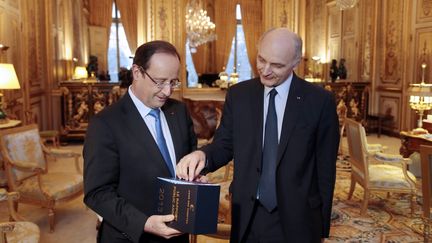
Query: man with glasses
84,40,196,243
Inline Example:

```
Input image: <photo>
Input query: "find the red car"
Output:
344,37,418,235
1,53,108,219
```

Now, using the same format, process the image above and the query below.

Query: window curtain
116,0,138,53
190,0,215,75
240,0,262,77
88,0,113,71
214,0,237,73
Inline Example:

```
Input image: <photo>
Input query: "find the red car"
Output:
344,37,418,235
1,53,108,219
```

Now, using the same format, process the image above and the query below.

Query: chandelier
336,0,359,10
185,0,216,53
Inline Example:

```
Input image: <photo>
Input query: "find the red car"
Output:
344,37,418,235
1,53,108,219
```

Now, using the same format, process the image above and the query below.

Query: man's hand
176,150,206,181
144,215,182,239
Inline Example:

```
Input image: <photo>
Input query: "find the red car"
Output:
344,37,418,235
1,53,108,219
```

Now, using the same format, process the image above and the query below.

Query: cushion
3,221,40,243
17,172,83,201
368,164,416,189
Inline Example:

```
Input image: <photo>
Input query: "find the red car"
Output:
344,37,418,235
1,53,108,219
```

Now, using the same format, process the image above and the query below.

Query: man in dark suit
176,28,340,242
84,41,196,243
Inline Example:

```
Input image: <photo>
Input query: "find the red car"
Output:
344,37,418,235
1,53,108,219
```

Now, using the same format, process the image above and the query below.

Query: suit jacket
201,75,340,243
83,92,197,243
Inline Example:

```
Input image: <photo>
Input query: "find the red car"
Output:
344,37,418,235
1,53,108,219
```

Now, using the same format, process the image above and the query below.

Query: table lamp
0,63,20,124
73,66,88,80
408,62,432,134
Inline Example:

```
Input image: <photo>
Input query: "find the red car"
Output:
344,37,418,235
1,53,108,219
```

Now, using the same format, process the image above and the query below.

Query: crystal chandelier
336,0,359,10
185,0,216,53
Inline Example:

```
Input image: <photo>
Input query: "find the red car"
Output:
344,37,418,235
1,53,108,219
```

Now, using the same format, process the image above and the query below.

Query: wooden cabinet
58,81,122,141
318,81,370,124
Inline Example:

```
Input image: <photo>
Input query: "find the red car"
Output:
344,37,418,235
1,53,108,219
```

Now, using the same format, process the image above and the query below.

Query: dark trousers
242,201,285,243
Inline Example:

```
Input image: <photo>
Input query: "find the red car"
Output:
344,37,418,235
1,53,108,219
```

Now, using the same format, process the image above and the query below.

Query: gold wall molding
379,0,404,85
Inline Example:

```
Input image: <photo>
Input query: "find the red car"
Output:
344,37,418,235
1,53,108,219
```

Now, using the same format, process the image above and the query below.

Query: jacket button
250,196,255,201
256,167,261,173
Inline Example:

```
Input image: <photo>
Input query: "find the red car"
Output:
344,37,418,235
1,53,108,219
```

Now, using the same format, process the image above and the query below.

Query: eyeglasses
138,66,181,89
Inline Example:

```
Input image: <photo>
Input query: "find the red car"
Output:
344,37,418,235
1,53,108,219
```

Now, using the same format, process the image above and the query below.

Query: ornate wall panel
417,0,432,23
378,93,401,131
145,0,185,48
342,6,358,81
359,0,375,81
327,4,341,63
263,0,298,31
414,29,432,84
0,0,24,120
139,0,186,88
303,0,326,78
379,0,404,85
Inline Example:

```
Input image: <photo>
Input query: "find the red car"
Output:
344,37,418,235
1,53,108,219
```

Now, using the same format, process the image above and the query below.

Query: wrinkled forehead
258,36,295,65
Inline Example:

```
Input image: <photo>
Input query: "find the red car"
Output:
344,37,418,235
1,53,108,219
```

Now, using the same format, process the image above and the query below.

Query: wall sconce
0,63,21,123
408,62,432,134
73,66,88,80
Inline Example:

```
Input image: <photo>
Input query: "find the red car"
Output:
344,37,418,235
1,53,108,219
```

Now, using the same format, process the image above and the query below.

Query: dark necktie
258,89,278,212
149,109,175,177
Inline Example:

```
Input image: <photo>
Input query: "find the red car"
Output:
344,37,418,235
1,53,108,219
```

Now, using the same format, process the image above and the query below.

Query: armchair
0,124,83,232
0,189,40,243
25,110,60,147
345,119,417,216
359,125,388,155
420,144,432,241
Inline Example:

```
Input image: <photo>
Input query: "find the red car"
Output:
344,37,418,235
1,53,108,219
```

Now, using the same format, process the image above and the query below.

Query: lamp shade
407,83,432,97
0,64,20,89
73,66,88,79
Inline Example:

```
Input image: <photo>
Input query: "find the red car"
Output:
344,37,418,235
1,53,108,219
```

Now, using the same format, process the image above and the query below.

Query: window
225,4,252,82
108,2,133,82
186,4,252,87
186,41,199,87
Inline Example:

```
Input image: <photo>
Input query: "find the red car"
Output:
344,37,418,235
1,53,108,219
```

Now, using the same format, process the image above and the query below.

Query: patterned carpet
327,158,424,243
0,154,426,242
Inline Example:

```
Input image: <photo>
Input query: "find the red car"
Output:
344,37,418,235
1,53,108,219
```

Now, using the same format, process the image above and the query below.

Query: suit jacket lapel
121,93,169,171
161,101,182,163
253,80,265,163
277,74,305,165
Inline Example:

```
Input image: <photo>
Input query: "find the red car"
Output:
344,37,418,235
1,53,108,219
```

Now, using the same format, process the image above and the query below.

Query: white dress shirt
128,87,177,173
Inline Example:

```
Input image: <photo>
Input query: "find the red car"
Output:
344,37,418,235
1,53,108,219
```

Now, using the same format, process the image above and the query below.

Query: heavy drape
240,0,262,77
214,0,237,74
88,0,113,72
117,0,138,53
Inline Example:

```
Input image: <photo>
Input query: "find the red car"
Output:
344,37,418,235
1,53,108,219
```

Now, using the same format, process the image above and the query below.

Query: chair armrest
45,148,82,174
0,189,6,202
0,222,14,233
45,148,80,158
374,152,411,164
367,144,383,150
374,152,403,161
7,160,44,173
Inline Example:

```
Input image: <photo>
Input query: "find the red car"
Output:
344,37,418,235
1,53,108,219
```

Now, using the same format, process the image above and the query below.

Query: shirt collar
128,86,155,116
264,72,293,100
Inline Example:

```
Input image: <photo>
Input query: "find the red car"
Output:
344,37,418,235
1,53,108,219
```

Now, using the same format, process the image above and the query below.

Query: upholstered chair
345,118,417,216
0,124,83,232
24,111,60,147
0,189,40,243
336,99,348,156
420,145,432,241
359,125,388,155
